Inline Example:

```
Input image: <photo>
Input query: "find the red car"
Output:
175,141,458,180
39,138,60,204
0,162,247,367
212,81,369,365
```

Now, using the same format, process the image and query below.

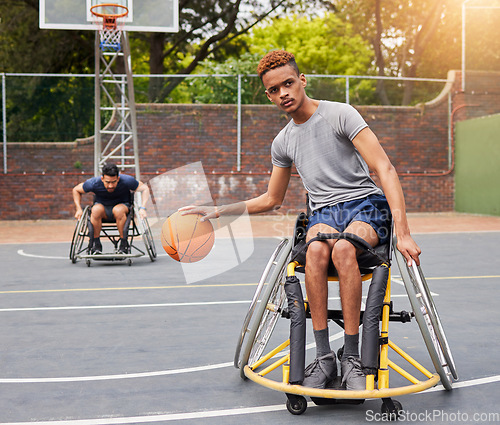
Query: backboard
39,0,178,33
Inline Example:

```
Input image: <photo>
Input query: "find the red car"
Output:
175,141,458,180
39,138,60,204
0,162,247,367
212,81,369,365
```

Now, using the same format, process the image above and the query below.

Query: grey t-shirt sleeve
271,126,293,168
330,102,368,141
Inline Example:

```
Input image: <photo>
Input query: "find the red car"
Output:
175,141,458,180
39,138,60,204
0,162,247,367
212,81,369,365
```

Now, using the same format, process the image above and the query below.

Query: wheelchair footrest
79,253,142,260
311,396,365,406
307,376,365,405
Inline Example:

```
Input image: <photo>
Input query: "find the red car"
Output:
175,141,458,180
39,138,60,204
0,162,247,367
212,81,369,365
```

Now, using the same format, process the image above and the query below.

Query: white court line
0,362,233,384
0,405,287,425
391,277,439,296
1,375,499,425
0,287,426,384
391,277,406,286
0,300,251,313
422,374,500,393
0,330,343,384
16,249,169,260
17,249,68,260
0,294,412,314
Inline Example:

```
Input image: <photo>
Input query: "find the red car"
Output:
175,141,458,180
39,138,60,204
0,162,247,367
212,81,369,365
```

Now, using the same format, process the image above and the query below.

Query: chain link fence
1,72,448,173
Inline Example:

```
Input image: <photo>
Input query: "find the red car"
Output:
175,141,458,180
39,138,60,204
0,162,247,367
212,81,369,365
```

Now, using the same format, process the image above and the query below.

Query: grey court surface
0,232,499,424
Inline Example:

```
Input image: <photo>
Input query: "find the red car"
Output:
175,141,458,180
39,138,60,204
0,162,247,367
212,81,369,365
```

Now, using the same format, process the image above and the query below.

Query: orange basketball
161,211,214,263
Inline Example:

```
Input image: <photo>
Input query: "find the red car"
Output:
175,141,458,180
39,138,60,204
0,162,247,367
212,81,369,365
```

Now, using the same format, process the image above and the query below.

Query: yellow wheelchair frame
235,223,457,417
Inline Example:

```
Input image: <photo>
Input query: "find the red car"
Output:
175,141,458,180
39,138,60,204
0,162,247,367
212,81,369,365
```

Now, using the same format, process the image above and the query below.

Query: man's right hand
75,208,83,220
178,205,218,221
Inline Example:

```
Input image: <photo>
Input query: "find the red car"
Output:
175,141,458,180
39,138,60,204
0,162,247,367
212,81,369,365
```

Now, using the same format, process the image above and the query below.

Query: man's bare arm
72,183,86,220
180,166,292,220
352,127,421,265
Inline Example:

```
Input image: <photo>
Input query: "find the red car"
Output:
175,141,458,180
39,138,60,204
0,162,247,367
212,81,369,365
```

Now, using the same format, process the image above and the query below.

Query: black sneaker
302,351,337,389
341,356,366,391
117,238,129,254
91,239,102,254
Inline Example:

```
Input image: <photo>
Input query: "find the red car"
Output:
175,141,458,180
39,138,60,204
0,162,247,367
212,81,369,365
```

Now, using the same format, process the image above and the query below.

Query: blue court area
0,232,499,424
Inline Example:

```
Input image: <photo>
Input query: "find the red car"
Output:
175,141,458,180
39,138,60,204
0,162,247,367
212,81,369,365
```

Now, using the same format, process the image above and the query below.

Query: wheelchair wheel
235,237,293,379
381,399,403,421
69,206,90,263
234,238,290,369
394,246,458,390
286,394,308,415
139,215,157,261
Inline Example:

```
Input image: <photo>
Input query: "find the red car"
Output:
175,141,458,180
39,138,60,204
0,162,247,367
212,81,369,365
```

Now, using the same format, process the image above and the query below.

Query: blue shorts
306,194,392,245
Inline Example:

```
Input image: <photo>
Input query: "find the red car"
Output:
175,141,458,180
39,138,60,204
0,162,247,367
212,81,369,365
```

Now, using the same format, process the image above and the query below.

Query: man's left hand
396,234,421,266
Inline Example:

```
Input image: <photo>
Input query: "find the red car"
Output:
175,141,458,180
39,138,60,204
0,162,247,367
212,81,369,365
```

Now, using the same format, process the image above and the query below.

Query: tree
133,0,299,102
189,13,376,105
0,0,304,140
456,0,500,73
389,1,446,105
334,0,458,105
191,52,268,104
246,13,376,104
0,0,95,141
245,14,373,75
0,0,94,74
226,12,373,103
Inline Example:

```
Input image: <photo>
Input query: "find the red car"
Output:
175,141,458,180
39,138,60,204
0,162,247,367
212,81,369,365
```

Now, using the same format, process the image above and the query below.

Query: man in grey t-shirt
271,100,383,211
181,50,421,391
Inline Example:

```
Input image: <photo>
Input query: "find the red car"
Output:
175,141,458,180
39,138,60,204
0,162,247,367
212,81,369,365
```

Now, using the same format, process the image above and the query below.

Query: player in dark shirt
72,163,149,254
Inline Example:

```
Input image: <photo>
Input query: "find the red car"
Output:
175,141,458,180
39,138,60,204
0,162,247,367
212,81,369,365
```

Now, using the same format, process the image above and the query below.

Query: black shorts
95,202,131,221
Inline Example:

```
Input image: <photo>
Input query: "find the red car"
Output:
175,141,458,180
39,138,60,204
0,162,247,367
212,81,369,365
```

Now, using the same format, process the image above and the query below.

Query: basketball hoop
90,3,129,51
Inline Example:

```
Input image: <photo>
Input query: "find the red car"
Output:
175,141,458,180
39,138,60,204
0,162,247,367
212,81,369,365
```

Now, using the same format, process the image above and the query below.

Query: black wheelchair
234,212,457,417
69,195,156,266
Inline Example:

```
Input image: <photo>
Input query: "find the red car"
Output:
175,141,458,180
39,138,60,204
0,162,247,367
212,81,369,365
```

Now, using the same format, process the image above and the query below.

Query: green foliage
6,76,94,142
1,0,95,141
332,0,500,104
192,14,376,104
245,14,374,76
137,0,297,102
191,52,267,104
131,45,199,104
0,1,94,73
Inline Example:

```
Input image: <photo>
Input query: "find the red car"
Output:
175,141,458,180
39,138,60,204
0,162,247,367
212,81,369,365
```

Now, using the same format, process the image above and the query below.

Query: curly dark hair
257,50,300,79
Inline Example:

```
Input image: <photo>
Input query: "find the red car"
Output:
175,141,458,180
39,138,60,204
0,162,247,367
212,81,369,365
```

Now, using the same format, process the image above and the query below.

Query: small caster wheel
127,259,132,266
286,395,307,415
86,259,91,267
381,398,403,421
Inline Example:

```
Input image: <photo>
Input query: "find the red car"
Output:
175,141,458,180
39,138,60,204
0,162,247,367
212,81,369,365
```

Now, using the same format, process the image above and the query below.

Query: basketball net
91,4,128,52
99,26,123,51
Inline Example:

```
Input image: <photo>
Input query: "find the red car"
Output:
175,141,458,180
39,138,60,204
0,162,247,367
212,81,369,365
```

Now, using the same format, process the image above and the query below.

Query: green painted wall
455,114,500,216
